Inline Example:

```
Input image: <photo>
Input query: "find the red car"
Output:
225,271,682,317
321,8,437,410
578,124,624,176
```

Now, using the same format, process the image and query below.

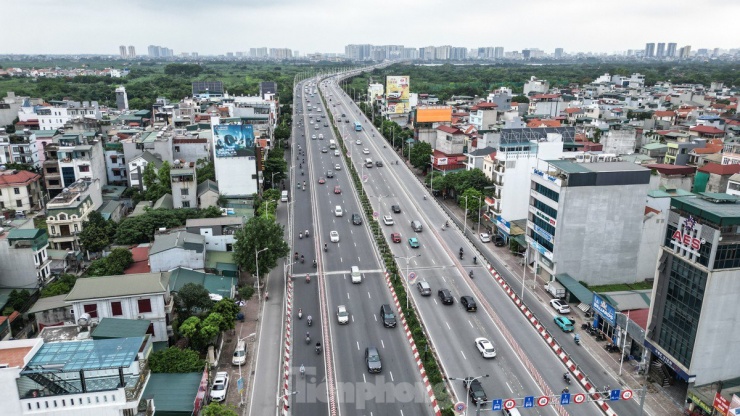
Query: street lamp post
428,162,435,196
394,254,421,309
447,374,489,416
255,247,268,313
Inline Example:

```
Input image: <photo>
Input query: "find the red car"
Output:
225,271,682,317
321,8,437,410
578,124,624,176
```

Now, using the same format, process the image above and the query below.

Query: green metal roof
65,273,169,301
545,160,592,173
142,373,202,415
647,189,695,198
6,228,44,240
642,143,668,150
555,273,594,304
91,318,151,339
169,267,236,299
671,194,740,226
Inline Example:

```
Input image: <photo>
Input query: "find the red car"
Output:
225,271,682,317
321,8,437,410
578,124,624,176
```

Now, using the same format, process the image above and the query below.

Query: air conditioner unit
137,315,144,320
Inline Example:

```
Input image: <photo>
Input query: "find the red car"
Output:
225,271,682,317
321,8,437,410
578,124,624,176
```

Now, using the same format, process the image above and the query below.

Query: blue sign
610,389,621,401
592,293,616,326
533,224,553,243
523,396,534,408
491,399,503,410
560,393,571,405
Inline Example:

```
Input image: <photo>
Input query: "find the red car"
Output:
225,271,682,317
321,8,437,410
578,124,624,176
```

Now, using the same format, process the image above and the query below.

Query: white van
334,205,343,217
281,190,289,202
232,340,247,365
351,266,362,284
329,140,336,149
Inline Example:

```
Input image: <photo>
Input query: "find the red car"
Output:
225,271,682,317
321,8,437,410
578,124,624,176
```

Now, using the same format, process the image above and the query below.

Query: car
365,346,382,373
335,163,341,170
554,316,575,332
463,377,487,405
375,160,383,167
310,120,314,124
438,289,453,305
494,235,506,247
318,134,324,139
318,177,326,184
479,232,491,243
475,337,496,358
321,147,328,153
324,123,328,127
391,233,402,243
345,119,349,123
355,139,362,145
391,205,401,213
334,185,341,194
408,237,420,248
363,148,370,154
550,299,571,314
380,304,396,327
327,170,334,178
334,150,340,157
383,215,394,225
461,296,478,312
311,134,317,140
330,231,340,242
337,305,349,324
210,372,230,402
417,280,432,296
352,213,362,225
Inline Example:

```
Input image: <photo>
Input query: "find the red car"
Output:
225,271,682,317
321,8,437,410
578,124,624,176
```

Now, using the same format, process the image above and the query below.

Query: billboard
387,102,410,114
386,76,410,101
416,106,453,123
213,124,255,158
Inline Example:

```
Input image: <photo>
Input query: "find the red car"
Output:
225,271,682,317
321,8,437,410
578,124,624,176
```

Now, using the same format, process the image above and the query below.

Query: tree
178,316,201,340
263,151,287,189
199,312,224,342
176,283,214,316
202,402,239,416
196,158,215,182
78,211,116,253
211,299,239,330
5,289,31,313
41,274,78,297
233,215,290,278
409,141,433,169
149,347,205,373
86,248,133,276
458,188,485,217
511,95,530,103
114,207,222,244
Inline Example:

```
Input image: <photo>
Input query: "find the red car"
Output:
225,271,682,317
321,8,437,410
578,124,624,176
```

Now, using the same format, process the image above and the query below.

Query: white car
550,299,571,314
210,372,230,402
383,215,394,225
337,305,349,324
330,231,340,242
475,337,496,358
311,134,317,140
355,139,362,145
363,148,370,154
335,163,341,170
479,233,491,243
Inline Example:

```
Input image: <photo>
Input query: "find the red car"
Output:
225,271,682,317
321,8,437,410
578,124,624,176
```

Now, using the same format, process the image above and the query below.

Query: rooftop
0,344,36,368
24,336,143,372
186,216,243,227
698,163,740,176
90,318,151,340
0,170,41,187
142,373,203,414
547,160,649,174
27,294,69,314
65,272,169,302
671,194,740,225
150,231,205,255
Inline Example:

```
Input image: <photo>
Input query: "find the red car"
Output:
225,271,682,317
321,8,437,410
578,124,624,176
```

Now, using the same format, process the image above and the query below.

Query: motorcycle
305,229,309,238
305,333,311,344
298,308,303,319
315,343,322,354
265,292,269,300
563,373,571,384
574,334,581,345
459,252,464,260
473,257,477,265
313,259,317,268
307,316,313,326
299,232,303,239
324,244,328,252
294,252,299,260
300,255,305,264
305,274,310,283
469,270,474,279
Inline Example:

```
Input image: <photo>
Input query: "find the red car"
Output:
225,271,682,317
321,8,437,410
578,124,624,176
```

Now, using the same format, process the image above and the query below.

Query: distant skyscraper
119,45,127,58
666,43,677,57
494,47,504,59
645,43,656,58
554,48,564,59
656,43,665,58
679,45,692,59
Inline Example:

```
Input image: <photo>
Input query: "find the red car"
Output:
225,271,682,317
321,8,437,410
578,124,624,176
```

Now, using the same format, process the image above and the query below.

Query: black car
460,296,477,312
375,160,383,167
365,346,382,373
352,213,362,225
494,235,506,247
438,289,453,305
463,377,487,405
391,205,401,213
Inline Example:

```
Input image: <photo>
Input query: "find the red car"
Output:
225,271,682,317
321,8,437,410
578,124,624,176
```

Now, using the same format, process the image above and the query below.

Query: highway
289,78,431,416
320,74,632,416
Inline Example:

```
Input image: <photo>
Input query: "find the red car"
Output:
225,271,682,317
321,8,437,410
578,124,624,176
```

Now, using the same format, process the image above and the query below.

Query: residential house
688,139,724,166
468,102,498,132
149,230,206,272
128,151,163,191
435,125,467,154
168,267,237,300
646,164,697,193
45,178,103,251
26,294,75,330
726,174,740,197
64,272,172,343
185,217,242,252
689,125,725,139
55,132,107,188
0,169,44,214
98,200,126,222
639,143,668,163
0,129,39,169
653,110,676,124
170,160,197,209
465,147,495,171
103,141,127,185
197,179,220,209
693,163,740,194
0,225,51,290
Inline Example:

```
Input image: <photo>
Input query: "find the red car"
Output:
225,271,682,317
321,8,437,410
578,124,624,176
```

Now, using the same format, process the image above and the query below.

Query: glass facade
658,257,706,368
713,242,740,269
534,199,558,219
532,216,556,236
534,183,559,202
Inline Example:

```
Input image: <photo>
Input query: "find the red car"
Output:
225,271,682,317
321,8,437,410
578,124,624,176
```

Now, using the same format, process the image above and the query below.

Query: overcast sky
2,0,739,55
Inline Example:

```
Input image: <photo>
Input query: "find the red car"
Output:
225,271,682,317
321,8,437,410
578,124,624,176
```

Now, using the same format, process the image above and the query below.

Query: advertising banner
386,76,410,101
213,124,255,158
592,293,616,326
387,102,409,114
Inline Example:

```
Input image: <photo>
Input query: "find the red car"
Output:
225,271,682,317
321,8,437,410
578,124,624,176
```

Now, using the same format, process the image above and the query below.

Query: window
182,201,190,208
174,146,181,152
46,167,58,174
16,200,23,207
138,298,152,313
181,188,189,196
48,179,60,186
110,155,117,163
83,304,98,318
79,165,90,173
14,187,20,195
51,226,56,234
111,302,123,316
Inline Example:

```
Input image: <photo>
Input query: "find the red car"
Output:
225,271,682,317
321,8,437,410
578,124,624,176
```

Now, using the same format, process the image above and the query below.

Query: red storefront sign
714,392,730,416
672,230,701,250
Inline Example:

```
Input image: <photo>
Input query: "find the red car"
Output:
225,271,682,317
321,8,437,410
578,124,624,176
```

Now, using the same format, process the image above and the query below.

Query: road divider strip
282,279,293,416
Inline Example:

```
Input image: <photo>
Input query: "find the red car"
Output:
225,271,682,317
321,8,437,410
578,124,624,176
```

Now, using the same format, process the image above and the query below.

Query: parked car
479,233,491,243
417,280,432,296
209,372,230,402
461,296,477,312
554,316,575,332
438,289,453,305
549,299,571,314
494,235,506,247
475,337,496,358
463,377,487,405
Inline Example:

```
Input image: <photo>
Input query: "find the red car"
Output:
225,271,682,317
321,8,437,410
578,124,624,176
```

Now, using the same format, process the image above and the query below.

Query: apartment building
0,169,44,214
45,179,103,251
0,129,40,169
56,133,107,188
170,160,197,209
0,225,51,290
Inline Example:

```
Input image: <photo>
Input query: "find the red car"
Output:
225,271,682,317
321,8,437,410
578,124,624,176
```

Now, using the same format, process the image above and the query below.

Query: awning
511,234,527,247
555,273,593,303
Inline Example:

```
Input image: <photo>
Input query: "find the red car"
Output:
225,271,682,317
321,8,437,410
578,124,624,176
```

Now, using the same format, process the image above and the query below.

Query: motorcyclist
298,308,303,319
300,255,305,263
324,243,328,252
307,315,313,326
469,270,474,278
473,256,477,264
563,373,570,383
315,342,322,354
313,259,317,268
574,334,581,344
300,364,306,377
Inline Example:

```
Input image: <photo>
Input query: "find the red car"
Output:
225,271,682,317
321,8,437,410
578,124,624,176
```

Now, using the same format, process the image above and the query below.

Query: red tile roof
654,110,675,117
646,164,697,176
698,163,740,175
628,308,650,330
527,119,561,128
437,125,463,135
0,170,42,187
690,125,725,135
692,139,724,154
125,246,151,274
476,102,497,109
565,107,582,114
532,94,560,100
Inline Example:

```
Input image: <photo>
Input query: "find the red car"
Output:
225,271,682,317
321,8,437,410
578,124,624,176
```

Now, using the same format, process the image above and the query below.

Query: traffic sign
454,402,466,412
621,390,633,401
610,389,621,401
536,396,550,407
408,272,417,282
560,393,571,405
572,393,586,404
523,396,534,408
503,399,516,410
373,211,379,219
491,399,502,410
362,174,368,182
237,377,244,394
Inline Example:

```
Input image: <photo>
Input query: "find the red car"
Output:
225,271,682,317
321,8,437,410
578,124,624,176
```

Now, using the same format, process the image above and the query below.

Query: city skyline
1,0,738,55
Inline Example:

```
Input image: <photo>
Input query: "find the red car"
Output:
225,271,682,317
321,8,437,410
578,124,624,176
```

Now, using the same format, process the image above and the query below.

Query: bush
239,286,255,300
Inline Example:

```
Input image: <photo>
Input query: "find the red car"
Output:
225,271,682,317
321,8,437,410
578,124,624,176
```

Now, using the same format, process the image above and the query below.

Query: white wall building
185,217,242,252
211,117,259,198
148,231,206,272
523,76,550,95
45,179,103,251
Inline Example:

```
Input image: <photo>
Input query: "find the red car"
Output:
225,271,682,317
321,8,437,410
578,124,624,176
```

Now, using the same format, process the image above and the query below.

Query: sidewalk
435,192,682,416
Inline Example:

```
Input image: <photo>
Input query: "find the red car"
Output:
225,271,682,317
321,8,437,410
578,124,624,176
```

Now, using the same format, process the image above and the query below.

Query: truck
545,281,566,299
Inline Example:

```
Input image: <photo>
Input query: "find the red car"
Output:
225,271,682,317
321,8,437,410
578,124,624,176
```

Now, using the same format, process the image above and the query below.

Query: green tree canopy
212,299,240,330
233,215,290,278
149,347,205,373
511,95,530,103
263,150,287,189
78,211,117,253
41,274,78,297
202,402,239,416
458,188,485,215
176,283,214,317
409,141,433,169
114,207,221,244
196,158,215,183
86,248,133,276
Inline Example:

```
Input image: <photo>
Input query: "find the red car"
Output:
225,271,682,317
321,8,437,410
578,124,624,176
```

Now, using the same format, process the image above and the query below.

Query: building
645,194,740,408
469,102,498,132
554,48,564,59
55,133,107,188
103,142,126,185
149,231,206,272
65,271,172,343
259,82,277,99
693,163,740,194
526,161,651,285
0,129,40,169
656,43,666,58
645,43,656,58
185,217,242,252
45,179,103,251
0,169,44,214
196,179,219,209
127,151,163,191
127,45,135,58
115,86,128,111
170,160,197,209
523,76,550,95
119,45,126,58
210,117,259,198
0,226,51,290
